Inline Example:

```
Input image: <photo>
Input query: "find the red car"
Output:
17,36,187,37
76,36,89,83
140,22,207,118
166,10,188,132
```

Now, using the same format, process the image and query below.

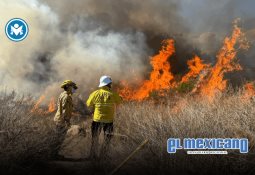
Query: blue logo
167,138,249,154
5,18,29,42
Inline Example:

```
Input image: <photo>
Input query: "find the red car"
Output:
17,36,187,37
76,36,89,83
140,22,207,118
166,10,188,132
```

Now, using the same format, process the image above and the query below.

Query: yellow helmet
61,80,78,89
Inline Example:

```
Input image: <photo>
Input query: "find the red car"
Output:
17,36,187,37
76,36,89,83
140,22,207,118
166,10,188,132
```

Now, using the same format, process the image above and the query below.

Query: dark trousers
90,121,113,157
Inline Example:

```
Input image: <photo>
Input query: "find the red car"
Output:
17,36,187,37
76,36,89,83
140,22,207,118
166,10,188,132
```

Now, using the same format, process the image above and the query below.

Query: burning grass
118,19,249,103
0,87,254,174
119,39,175,101
0,19,254,175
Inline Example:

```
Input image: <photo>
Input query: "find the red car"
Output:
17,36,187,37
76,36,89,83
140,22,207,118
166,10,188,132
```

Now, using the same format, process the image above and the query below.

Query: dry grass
0,89,255,175
0,91,57,174
112,89,255,174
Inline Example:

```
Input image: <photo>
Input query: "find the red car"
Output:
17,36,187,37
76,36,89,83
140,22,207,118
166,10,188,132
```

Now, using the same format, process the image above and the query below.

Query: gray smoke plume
0,0,254,102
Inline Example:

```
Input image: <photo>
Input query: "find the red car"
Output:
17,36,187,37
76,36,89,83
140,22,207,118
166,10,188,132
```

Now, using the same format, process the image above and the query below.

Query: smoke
42,0,187,34
0,0,151,99
182,0,255,82
0,0,254,100
0,0,62,94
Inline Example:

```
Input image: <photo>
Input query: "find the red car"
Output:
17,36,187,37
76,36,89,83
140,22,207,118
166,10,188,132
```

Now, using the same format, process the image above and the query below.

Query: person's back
87,86,121,123
86,75,122,158
54,91,73,126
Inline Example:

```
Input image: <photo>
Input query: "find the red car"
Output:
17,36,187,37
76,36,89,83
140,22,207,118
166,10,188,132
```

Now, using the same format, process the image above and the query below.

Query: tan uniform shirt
54,91,73,126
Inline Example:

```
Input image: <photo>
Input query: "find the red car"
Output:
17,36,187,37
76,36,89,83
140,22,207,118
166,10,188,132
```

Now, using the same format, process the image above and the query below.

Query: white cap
98,75,112,87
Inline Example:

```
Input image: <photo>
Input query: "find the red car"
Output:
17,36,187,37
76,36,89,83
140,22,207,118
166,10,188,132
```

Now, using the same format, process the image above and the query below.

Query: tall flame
31,95,45,112
119,39,175,100
119,20,249,102
181,55,209,83
48,97,56,113
198,20,248,100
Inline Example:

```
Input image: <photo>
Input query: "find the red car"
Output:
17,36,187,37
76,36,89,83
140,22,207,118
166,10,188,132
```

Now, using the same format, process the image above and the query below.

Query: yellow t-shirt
86,86,122,123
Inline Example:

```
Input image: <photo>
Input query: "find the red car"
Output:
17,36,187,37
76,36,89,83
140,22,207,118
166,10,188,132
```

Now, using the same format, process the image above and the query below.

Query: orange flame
119,20,248,102
119,39,175,100
181,55,209,83
243,82,255,99
198,20,248,100
31,95,45,112
48,97,56,113
31,95,56,114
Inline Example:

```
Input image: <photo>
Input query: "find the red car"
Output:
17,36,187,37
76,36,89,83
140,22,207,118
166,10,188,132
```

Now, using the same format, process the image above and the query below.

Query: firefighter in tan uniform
53,80,78,159
87,75,122,158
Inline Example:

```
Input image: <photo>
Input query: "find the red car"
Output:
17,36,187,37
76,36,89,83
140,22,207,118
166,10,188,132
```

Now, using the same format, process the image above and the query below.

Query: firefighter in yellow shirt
53,80,78,159
86,75,122,158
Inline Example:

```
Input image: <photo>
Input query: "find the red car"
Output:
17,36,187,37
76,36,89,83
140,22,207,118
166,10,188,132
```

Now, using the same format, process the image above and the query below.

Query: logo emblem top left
5,18,29,42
